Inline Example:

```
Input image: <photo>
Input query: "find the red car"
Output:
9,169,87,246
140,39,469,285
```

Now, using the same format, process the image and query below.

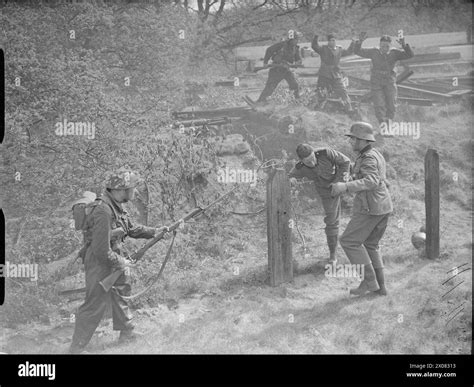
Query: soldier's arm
353,40,374,58
127,217,156,239
311,35,322,54
341,40,355,57
395,43,414,60
345,155,381,192
90,206,127,268
326,148,351,182
263,42,284,64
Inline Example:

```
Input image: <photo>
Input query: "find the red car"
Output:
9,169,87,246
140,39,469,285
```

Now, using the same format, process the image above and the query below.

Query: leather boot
326,235,338,263
350,264,379,295
374,268,387,296
118,327,140,344
68,342,86,354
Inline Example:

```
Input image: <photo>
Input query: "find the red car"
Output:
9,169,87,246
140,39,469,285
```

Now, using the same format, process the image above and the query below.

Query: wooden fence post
425,149,440,259
0,209,4,306
267,168,293,286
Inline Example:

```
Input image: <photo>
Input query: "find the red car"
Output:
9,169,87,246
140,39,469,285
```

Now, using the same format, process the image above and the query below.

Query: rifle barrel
131,207,202,261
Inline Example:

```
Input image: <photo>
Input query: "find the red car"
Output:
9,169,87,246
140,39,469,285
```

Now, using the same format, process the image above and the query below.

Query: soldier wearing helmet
331,122,392,296
69,167,166,354
289,142,351,263
256,30,303,104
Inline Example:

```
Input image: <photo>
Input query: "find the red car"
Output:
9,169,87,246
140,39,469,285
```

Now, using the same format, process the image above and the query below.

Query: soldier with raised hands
312,33,355,113
354,32,414,123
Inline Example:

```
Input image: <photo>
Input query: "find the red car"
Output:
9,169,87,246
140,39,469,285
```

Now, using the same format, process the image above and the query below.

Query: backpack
72,192,124,262
71,191,98,231
72,191,106,263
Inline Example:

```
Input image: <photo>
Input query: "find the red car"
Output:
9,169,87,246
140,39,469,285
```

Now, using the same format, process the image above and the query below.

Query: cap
296,143,313,159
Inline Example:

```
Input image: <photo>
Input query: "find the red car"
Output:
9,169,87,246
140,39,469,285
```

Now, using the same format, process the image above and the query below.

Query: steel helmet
411,231,426,250
345,122,376,142
106,168,141,190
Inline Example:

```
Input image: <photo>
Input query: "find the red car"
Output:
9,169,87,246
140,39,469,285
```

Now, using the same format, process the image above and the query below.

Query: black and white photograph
0,0,472,384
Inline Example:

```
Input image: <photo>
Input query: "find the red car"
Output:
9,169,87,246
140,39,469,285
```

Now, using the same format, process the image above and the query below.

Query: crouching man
289,143,351,263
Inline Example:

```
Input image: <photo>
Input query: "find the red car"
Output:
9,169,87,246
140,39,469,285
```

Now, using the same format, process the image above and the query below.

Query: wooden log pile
340,46,473,105
347,73,473,105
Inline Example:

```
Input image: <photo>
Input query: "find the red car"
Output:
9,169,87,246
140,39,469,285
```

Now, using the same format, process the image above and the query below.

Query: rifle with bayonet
98,187,238,293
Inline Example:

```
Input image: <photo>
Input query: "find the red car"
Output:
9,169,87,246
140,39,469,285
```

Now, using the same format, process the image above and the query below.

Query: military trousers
339,212,390,268
317,75,351,107
371,78,397,123
316,187,341,237
257,66,299,102
72,267,133,348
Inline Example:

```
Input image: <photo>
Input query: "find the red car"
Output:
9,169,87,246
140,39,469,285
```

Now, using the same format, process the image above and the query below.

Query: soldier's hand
396,37,405,46
331,182,347,196
358,31,367,42
115,255,133,271
111,227,126,241
289,177,297,185
154,226,169,235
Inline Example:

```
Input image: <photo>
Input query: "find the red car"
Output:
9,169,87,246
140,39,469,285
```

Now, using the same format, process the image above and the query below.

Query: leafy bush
0,283,54,328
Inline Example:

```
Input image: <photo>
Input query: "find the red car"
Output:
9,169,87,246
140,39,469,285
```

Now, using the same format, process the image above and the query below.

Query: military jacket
311,38,354,79
345,145,393,215
263,41,301,67
289,148,351,189
84,190,155,269
354,41,414,82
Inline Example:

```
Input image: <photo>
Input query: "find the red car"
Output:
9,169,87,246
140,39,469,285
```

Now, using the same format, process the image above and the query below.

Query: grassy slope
1,99,471,355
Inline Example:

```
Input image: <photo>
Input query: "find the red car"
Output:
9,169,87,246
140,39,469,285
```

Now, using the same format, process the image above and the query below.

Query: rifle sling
121,230,178,301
